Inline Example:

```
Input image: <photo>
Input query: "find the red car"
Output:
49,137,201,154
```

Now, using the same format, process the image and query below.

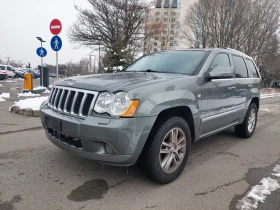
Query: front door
200,53,236,135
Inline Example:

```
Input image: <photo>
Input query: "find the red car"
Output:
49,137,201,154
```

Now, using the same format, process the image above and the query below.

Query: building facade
144,0,197,54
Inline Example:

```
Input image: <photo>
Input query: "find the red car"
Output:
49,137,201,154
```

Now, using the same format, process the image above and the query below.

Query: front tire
235,103,258,138
138,117,191,184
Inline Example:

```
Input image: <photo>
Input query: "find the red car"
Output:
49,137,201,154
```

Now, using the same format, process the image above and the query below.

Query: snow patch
33,86,46,90
43,89,50,94
272,165,280,177
0,84,3,87
18,92,40,97
10,96,48,111
236,177,280,210
0,93,10,98
0,97,5,102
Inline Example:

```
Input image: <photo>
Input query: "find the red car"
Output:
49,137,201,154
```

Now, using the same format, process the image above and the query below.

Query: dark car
40,48,261,184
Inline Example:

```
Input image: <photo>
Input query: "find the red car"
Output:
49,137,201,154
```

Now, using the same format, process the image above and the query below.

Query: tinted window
125,51,207,75
232,56,248,78
7,66,12,71
209,54,230,71
0,66,4,70
245,59,259,78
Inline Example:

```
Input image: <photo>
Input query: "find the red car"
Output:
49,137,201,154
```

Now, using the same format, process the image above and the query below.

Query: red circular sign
50,19,62,35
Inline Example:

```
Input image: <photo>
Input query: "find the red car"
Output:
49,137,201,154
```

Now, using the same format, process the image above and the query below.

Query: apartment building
144,0,197,54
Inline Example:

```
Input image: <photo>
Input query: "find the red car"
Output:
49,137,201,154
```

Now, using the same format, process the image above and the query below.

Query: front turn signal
119,100,139,117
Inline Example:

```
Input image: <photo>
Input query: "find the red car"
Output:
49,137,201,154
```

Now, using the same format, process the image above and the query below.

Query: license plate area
45,115,61,132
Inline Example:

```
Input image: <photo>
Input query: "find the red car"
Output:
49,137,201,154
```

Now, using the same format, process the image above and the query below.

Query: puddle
67,179,109,202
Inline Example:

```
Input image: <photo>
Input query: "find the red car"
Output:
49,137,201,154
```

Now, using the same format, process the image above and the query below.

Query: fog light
106,143,113,154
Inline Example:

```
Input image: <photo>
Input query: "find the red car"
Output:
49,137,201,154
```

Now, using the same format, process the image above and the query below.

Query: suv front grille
48,86,98,118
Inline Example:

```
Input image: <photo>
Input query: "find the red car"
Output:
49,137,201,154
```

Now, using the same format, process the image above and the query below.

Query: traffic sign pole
50,19,62,80
56,52,58,79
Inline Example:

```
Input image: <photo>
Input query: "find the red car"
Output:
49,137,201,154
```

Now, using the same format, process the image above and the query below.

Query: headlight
94,91,139,117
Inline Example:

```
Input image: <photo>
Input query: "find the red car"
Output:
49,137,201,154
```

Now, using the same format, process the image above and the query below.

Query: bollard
9,88,18,101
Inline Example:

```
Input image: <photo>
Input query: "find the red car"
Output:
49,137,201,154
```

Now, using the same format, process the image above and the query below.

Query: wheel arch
148,106,196,143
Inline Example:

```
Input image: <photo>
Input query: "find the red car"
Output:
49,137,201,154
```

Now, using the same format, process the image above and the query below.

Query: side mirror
205,66,235,80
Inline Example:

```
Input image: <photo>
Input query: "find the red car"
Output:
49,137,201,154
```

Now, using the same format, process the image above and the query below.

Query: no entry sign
50,19,62,35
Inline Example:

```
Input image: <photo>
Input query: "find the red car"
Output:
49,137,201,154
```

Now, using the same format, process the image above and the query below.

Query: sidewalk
0,100,42,134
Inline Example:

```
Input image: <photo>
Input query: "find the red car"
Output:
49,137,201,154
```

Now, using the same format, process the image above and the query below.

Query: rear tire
138,117,191,184
235,103,258,138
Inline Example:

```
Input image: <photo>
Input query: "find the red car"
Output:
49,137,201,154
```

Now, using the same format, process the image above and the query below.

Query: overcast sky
0,0,97,67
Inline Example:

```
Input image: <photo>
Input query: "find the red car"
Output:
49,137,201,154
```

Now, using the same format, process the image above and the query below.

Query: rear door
231,55,253,121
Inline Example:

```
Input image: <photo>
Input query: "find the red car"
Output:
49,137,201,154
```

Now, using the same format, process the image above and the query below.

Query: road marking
259,108,270,112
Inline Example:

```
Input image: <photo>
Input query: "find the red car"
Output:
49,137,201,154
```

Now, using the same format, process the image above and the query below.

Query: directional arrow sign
50,36,62,51
36,47,47,57
50,19,62,35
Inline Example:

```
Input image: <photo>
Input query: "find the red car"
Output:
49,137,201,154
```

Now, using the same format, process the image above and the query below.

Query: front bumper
40,102,156,166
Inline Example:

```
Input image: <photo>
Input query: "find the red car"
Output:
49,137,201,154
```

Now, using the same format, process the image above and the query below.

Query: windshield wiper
138,69,160,73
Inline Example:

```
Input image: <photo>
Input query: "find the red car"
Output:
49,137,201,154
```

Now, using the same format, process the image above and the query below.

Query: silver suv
40,48,261,184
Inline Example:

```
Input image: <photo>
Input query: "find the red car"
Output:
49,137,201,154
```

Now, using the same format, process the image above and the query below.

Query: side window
245,59,259,78
0,66,4,70
7,66,12,71
209,54,231,71
232,55,248,78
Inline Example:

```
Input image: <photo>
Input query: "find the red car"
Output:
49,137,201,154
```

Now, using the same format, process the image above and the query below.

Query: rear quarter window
232,55,248,78
245,59,259,78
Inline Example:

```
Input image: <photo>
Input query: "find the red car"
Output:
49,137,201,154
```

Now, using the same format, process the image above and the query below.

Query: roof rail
224,48,246,55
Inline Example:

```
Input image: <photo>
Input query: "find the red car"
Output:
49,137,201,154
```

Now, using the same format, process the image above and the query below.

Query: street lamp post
36,37,46,86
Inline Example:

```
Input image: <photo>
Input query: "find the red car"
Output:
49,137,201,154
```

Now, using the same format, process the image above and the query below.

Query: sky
0,0,98,67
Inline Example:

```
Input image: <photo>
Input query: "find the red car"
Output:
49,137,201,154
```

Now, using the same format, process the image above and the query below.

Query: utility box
23,73,33,91
38,65,49,88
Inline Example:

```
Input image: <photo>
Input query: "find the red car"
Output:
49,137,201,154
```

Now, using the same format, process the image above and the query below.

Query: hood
54,72,186,92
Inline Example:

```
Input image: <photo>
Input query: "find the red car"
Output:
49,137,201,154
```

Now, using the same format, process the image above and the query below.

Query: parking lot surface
0,97,280,210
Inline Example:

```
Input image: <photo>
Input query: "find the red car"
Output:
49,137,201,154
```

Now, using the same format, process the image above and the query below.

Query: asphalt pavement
0,96,280,210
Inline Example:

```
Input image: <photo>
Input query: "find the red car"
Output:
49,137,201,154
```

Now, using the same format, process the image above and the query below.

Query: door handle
228,86,236,91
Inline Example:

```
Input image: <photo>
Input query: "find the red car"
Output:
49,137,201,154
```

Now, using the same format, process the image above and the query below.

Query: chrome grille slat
48,86,98,119
70,92,79,115
78,94,88,116
58,89,66,111
50,88,58,106
63,90,71,112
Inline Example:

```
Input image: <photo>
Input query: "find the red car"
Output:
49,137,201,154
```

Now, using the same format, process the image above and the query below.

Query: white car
0,65,16,78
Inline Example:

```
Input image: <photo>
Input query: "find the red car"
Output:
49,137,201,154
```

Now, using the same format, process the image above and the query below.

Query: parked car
22,68,39,79
40,48,261,184
0,70,8,80
0,64,16,78
49,73,56,78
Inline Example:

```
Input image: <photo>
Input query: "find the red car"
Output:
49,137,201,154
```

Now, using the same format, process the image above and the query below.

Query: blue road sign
36,47,47,57
50,35,62,51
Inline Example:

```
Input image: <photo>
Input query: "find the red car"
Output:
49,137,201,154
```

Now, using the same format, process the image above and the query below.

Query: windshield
125,51,207,75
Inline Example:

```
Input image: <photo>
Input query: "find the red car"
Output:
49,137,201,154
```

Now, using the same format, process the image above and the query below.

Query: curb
9,105,40,117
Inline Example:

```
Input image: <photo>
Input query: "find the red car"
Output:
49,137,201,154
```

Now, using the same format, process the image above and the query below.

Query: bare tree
68,0,150,56
183,0,280,85
183,0,280,60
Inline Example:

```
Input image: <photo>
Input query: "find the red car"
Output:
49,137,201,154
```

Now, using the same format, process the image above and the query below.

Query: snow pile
236,177,280,210
18,92,40,97
272,165,280,177
0,97,5,102
43,89,50,94
0,93,10,98
11,96,48,111
0,84,3,87
34,86,50,94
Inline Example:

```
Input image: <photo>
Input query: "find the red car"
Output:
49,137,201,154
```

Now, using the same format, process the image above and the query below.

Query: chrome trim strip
202,107,245,123
53,89,62,109
199,122,239,139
